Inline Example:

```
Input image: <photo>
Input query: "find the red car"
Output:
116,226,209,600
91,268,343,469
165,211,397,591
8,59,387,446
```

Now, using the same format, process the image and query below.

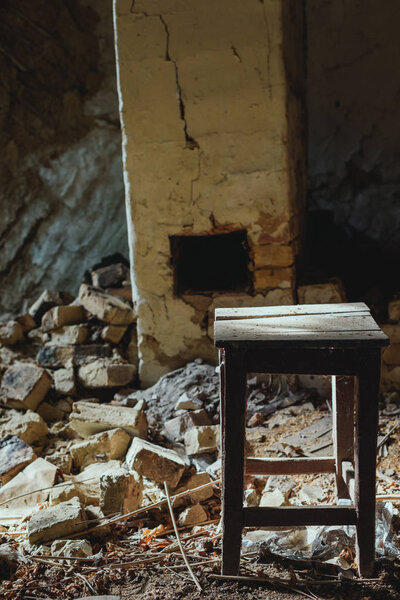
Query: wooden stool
214,302,388,577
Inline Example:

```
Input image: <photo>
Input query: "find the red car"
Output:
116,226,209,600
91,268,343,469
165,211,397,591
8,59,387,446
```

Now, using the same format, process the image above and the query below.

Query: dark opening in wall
170,230,251,294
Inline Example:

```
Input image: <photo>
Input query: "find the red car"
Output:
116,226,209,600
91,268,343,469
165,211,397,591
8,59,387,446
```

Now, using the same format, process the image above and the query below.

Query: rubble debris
79,284,135,325
0,410,48,447
126,438,186,488
101,325,127,344
91,261,130,289
174,472,214,505
259,488,286,507
298,483,325,504
264,475,295,502
49,324,89,345
73,460,121,505
162,409,211,442
77,358,136,388
28,290,74,324
184,425,220,455
0,363,52,410
178,503,208,526
0,320,24,346
15,313,36,333
248,411,265,427
0,458,57,515
174,393,203,411
51,538,93,557
53,368,76,396
41,305,85,332
28,497,87,544
37,343,112,368
69,400,147,439
37,401,65,422
46,448,72,474
70,428,131,469
100,467,142,515
0,435,36,484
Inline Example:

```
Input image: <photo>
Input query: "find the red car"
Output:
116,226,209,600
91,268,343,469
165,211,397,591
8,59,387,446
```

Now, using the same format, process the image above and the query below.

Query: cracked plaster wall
0,0,128,318
307,0,400,297
114,0,305,385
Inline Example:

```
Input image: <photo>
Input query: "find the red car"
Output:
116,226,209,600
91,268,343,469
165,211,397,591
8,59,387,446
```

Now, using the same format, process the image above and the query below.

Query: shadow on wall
0,0,128,318
306,0,400,307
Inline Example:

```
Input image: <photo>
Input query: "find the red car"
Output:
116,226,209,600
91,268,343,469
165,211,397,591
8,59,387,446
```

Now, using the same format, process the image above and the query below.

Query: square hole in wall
170,230,251,294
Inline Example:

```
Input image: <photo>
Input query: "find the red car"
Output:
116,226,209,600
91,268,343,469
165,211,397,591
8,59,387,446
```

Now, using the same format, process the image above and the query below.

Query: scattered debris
69,400,147,438
0,364,52,410
28,497,87,544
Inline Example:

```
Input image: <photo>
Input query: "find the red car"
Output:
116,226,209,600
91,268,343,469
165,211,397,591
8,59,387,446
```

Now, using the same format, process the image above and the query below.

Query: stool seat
215,302,387,348
215,302,388,579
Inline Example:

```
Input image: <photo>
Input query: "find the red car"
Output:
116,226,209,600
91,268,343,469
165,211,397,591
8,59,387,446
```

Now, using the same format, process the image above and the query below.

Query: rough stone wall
306,0,400,299
0,0,128,318
114,0,306,385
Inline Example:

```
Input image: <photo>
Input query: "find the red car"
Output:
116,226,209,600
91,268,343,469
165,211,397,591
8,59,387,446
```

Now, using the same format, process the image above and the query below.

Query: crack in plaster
158,15,199,151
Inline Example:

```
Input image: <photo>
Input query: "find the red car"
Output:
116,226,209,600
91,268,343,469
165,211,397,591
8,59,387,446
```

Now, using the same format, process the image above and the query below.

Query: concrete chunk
42,305,85,332
0,364,52,411
126,438,186,488
53,369,76,396
79,284,135,325
184,425,220,455
29,290,74,324
37,343,111,368
49,325,89,345
74,461,121,505
0,410,48,448
101,325,127,344
28,497,87,545
51,539,92,557
0,321,24,346
178,503,207,526
0,435,36,484
70,428,131,469
100,467,142,515
173,472,213,507
174,393,203,411
163,409,211,442
78,359,136,388
69,400,147,439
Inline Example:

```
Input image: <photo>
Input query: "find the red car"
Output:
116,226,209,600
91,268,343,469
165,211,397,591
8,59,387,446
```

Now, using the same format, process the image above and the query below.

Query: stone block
74,461,121,505
70,428,131,469
162,409,211,442
53,369,76,396
0,364,52,411
184,425,220,455
41,305,85,332
0,321,24,346
37,343,112,368
84,504,111,538
79,284,135,325
78,359,136,388
253,267,294,290
125,438,186,489
15,314,36,333
382,344,400,367
0,435,36,484
174,472,213,507
297,280,346,304
382,324,400,344
178,503,207,526
49,325,89,345
100,467,142,515
69,400,147,439
174,393,203,411
50,482,80,506
51,539,92,557
101,325,127,344
0,410,48,448
389,300,400,322
91,262,130,289
46,450,72,475
253,244,295,269
29,290,74,324
37,401,65,423
28,497,87,545
259,488,286,507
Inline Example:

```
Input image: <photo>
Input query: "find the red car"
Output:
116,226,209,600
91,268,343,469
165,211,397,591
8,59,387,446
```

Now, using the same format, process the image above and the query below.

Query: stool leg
221,349,247,575
332,375,355,499
354,351,381,578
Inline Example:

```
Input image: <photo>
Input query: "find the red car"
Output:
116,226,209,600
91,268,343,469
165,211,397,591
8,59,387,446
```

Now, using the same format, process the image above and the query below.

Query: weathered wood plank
243,506,357,527
354,351,381,578
245,456,335,475
332,376,355,499
215,302,369,320
221,350,247,576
